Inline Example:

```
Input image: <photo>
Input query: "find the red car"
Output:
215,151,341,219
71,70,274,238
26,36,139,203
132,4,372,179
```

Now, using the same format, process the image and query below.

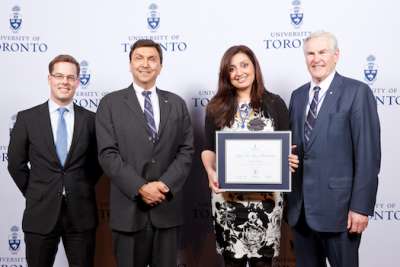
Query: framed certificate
216,131,291,192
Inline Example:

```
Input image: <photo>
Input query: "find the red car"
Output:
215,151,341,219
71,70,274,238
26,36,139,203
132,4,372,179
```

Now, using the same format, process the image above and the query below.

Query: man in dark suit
96,39,194,267
8,54,102,267
288,31,381,267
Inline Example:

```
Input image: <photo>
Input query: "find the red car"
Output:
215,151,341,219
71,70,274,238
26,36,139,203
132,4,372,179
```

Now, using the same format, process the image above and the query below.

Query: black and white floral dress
209,102,284,259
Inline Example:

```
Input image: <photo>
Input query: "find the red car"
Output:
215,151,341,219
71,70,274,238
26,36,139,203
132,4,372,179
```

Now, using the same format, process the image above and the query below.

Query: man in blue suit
288,31,381,267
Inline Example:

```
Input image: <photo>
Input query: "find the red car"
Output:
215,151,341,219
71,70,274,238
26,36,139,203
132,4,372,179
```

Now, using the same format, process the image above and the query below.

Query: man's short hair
48,54,80,76
129,39,163,64
304,31,338,52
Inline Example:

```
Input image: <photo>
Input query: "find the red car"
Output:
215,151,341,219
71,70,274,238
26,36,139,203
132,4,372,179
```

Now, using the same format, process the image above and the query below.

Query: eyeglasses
50,73,78,82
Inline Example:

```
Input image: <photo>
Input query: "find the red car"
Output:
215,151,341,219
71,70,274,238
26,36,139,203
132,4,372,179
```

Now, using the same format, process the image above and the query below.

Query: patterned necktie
304,86,321,144
142,91,158,142
56,107,68,166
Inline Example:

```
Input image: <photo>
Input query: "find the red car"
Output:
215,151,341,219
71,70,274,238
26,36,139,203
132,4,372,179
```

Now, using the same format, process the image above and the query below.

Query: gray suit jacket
287,72,380,232
96,84,194,232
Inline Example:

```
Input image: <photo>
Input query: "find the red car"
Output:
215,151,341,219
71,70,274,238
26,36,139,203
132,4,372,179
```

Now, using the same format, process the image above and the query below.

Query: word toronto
0,35,47,53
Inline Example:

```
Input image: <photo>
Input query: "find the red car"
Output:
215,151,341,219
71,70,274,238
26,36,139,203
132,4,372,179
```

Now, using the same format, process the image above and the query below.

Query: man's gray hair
303,31,338,52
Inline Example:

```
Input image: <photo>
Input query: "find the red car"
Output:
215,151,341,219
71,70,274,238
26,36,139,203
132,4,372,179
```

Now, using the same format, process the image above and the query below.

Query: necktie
56,107,68,166
142,91,158,142
304,86,321,144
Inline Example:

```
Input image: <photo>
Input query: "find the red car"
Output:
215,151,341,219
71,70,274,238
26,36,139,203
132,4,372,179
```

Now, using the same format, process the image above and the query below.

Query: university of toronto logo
8,225,21,254
364,55,378,84
9,5,22,32
79,60,91,88
147,3,160,32
290,0,303,28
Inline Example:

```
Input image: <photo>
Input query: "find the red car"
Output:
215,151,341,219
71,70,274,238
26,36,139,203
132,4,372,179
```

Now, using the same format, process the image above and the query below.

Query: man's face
130,47,162,89
48,62,79,105
304,36,339,83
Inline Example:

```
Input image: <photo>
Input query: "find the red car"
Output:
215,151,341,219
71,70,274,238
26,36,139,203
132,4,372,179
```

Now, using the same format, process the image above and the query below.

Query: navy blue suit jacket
287,72,380,232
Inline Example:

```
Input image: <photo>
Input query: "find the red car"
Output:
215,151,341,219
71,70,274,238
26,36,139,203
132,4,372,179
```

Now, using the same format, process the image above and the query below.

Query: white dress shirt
133,82,161,131
305,71,336,116
48,99,75,152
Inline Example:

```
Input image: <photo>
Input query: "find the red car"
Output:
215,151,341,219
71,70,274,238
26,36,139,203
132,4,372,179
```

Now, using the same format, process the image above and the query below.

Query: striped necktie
142,91,158,142
56,107,68,166
304,86,321,144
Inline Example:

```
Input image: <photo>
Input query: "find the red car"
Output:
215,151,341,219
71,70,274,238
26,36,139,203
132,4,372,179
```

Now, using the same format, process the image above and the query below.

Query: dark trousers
24,198,96,267
292,210,361,267
112,223,178,267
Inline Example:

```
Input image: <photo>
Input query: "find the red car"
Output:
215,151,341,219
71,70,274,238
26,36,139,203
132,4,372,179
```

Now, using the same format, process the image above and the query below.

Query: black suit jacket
8,102,102,234
96,84,194,232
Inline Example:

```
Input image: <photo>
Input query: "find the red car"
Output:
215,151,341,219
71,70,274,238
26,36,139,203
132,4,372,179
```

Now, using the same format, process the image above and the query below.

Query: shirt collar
133,82,157,95
48,99,74,113
310,71,336,92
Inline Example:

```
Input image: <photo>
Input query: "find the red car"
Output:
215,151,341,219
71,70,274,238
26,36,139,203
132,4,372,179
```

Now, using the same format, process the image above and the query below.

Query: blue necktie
304,86,321,144
142,91,158,142
56,107,68,166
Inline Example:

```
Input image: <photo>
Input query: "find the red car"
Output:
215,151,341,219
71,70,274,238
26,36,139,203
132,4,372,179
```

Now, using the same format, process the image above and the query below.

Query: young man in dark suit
288,31,381,267
8,54,102,267
96,39,194,267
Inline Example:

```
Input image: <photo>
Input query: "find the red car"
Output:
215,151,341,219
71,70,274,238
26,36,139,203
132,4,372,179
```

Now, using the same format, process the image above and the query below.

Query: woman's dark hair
206,45,265,128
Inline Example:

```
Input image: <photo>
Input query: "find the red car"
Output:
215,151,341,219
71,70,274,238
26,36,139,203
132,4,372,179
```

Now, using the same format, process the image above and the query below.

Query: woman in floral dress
201,45,298,267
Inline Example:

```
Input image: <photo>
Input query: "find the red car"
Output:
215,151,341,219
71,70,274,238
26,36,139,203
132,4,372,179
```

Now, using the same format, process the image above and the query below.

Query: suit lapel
306,73,343,149
123,84,149,129
38,102,60,164
64,104,84,167
157,88,171,138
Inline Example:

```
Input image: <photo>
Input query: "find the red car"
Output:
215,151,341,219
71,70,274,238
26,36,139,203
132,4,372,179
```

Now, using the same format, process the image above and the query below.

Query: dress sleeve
203,112,218,152
274,95,290,131
265,94,289,131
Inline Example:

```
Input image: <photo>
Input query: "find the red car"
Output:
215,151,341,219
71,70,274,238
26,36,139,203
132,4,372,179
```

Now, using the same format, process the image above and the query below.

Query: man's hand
347,210,369,234
138,181,168,206
156,181,170,194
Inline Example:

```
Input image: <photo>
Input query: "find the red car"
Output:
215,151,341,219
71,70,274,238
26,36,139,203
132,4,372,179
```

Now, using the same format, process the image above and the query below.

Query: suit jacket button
151,159,156,164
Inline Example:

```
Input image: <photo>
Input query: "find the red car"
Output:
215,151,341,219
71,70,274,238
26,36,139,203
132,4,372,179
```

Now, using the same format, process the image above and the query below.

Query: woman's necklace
239,103,250,128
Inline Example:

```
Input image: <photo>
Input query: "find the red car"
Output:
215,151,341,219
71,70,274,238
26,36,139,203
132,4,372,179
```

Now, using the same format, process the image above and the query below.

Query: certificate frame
216,131,291,192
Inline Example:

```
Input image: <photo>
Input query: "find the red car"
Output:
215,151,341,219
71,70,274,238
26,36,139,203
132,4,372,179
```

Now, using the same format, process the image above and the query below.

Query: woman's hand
207,170,222,194
201,150,222,193
289,145,299,172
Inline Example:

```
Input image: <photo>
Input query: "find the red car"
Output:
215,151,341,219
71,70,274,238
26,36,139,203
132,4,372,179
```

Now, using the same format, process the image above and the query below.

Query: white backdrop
1,0,399,266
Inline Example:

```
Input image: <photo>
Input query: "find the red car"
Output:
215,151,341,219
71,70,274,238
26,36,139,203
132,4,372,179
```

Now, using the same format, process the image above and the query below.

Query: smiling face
228,52,255,93
130,46,162,90
48,62,79,106
304,36,339,84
